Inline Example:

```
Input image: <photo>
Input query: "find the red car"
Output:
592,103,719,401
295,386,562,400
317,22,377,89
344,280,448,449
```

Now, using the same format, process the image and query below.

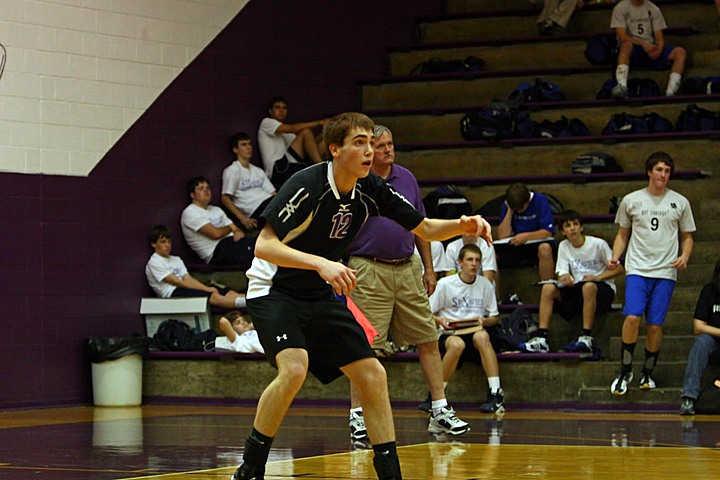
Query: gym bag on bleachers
423,185,473,219
508,78,566,103
584,33,617,66
460,102,534,140
535,116,591,138
678,76,720,95
152,319,217,352
601,112,673,135
675,104,720,132
596,78,660,99
488,306,539,353
410,55,485,75
572,152,623,174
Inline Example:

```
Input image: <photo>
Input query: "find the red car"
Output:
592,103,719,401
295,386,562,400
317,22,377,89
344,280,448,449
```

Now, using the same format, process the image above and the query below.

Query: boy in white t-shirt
257,96,328,188
608,151,696,395
221,132,275,231
216,310,264,354
145,225,246,310
520,210,623,354
429,243,505,414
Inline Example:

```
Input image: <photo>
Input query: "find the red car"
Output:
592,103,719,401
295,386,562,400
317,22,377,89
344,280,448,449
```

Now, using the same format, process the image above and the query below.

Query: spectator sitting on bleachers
496,183,556,282
257,96,329,188
427,243,505,414
610,0,687,98
145,225,247,310
520,210,623,354
440,233,498,287
537,0,584,36
216,310,264,354
221,132,275,231
679,258,720,416
181,176,255,270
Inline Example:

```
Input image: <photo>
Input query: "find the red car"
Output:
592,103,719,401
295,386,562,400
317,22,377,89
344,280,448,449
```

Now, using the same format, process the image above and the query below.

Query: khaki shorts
348,255,439,352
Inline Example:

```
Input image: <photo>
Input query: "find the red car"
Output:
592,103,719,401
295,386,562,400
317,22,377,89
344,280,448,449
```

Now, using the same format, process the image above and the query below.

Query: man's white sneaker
349,411,368,440
428,407,470,435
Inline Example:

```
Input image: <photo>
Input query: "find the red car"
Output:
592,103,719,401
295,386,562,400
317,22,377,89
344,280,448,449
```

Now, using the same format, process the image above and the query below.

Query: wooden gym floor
1,404,719,479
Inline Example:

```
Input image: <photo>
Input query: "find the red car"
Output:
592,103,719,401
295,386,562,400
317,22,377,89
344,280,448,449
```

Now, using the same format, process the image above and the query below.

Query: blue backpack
602,112,673,135
675,104,720,132
679,76,720,95
488,307,539,353
460,102,534,140
597,78,660,99
536,116,591,138
584,34,617,66
509,78,566,103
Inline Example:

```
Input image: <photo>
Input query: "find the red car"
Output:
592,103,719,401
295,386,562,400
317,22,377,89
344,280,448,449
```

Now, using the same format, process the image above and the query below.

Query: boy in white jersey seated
428,243,505,414
520,211,623,354
145,225,247,310
216,310,264,354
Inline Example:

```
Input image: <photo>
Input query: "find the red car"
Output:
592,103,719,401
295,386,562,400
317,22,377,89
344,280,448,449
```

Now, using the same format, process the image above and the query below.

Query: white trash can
91,354,143,406
87,336,148,407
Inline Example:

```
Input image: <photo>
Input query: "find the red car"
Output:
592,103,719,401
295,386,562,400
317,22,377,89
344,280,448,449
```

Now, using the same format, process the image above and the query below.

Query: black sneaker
479,389,505,414
417,392,432,413
680,397,696,416
230,463,264,480
503,293,523,305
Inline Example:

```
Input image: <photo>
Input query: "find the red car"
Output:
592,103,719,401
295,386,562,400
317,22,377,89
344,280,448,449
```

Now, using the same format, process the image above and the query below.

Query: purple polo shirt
348,164,425,260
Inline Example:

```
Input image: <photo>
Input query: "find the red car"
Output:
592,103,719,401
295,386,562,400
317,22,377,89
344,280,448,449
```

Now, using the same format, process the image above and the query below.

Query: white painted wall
0,0,249,176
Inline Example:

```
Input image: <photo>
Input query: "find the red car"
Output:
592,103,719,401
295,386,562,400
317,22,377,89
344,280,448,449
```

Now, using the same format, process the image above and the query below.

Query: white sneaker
428,407,470,435
610,371,633,395
520,336,549,353
576,335,594,352
611,84,629,99
349,411,368,440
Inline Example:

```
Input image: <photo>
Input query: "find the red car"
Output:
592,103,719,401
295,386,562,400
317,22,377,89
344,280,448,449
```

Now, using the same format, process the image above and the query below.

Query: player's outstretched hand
460,215,493,246
318,260,357,295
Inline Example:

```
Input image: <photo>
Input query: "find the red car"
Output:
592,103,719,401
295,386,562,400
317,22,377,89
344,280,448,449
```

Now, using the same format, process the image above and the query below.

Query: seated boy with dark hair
145,225,246,310
520,210,622,353
496,182,556,281
221,132,275,231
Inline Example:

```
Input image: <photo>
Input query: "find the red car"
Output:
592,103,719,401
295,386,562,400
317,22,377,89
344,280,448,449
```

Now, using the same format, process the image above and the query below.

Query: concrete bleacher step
361,67,720,110
607,335,697,362
373,100,720,143
420,178,716,219
577,386,683,406
446,0,538,14
389,33,720,76
417,3,717,44
394,137,719,182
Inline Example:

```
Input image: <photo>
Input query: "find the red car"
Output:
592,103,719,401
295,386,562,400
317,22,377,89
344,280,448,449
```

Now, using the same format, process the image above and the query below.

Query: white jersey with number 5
615,187,695,280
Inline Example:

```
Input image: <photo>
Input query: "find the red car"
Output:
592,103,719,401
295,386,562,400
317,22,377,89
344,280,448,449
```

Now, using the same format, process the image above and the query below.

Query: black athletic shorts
439,332,483,369
556,281,615,321
495,240,556,269
247,290,375,384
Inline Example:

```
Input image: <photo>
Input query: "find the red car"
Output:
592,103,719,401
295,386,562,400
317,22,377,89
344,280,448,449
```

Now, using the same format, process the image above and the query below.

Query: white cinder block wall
0,0,249,176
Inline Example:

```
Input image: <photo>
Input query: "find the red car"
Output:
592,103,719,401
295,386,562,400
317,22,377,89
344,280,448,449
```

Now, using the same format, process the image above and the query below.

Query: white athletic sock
615,64,629,87
666,72,682,96
488,377,501,394
431,398,448,416
234,296,246,309
350,407,363,418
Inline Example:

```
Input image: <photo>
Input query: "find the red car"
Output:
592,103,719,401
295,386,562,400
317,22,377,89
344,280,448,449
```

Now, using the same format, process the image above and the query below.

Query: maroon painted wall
0,0,441,408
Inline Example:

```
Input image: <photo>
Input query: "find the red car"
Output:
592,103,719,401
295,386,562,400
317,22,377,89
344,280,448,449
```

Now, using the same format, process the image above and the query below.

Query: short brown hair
505,183,531,211
458,243,482,262
323,112,374,157
645,151,675,174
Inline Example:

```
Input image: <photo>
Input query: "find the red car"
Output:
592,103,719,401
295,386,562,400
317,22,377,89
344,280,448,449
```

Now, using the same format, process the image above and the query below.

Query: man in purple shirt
346,125,470,440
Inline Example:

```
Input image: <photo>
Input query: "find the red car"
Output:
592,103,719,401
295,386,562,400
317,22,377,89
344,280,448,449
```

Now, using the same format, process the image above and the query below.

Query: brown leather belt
355,255,412,266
